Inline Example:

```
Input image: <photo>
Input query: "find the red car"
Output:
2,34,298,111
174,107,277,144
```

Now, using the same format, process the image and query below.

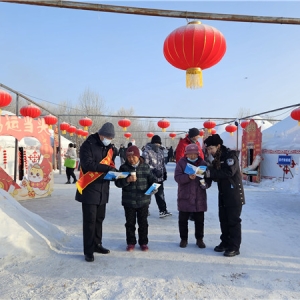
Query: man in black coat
204,134,245,257
75,122,117,262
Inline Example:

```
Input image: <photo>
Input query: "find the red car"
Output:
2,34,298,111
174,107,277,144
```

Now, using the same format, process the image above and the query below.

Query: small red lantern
81,130,89,139
76,128,83,137
20,104,41,119
147,132,154,139
163,21,226,88
241,120,250,129
0,90,12,114
291,107,300,125
124,132,132,140
169,132,176,139
118,118,131,131
225,124,237,136
79,117,93,131
3,150,7,168
199,130,204,138
203,120,216,133
211,128,217,135
43,114,58,129
67,125,77,136
157,119,170,132
60,122,70,134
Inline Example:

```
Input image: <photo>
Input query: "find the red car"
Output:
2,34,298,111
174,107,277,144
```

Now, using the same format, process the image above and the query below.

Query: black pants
154,182,167,212
66,167,76,182
219,205,242,251
124,205,149,246
179,211,205,241
82,203,106,255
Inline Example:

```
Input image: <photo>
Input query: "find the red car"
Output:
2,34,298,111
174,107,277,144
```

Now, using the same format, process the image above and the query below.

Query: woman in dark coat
204,134,245,257
174,144,212,249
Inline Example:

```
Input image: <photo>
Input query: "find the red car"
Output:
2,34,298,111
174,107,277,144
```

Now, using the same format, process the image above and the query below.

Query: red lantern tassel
186,68,203,89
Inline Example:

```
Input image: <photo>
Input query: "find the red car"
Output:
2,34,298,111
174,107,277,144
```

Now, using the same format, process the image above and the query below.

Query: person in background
174,144,212,249
142,135,172,218
75,122,118,262
163,146,169,164
64,143,77,184
204,134,245,257
118,144,126,165
168,146,174,162
115,145,156,252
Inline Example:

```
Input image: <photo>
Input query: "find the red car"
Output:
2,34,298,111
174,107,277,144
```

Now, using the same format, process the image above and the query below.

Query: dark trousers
66,167,76,182
179,211,205,241
219,205,242,251
82,203,106,255
124,205,149,246
154,182,167,212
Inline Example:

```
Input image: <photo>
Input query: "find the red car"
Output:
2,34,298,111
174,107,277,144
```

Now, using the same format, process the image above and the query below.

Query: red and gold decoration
241,120,250,129
118,118,131,131
169,132,176,139
163,21,226,88
3,150,7,169
124,132,132,140
0,90,12,114
203,120,216,133
79,117,93,131
199,130,204,138
20,104,41,119
60,122,70,134
211,128,217,135
157,119,170,132
76,128,83,138
291,107,300,125
43,114,58,129
67,125,77,136
225,124,237,136
81,130,89,139
147,132,154,139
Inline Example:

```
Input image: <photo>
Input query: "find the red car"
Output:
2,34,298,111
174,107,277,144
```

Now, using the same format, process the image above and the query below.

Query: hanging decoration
43,114,58,129
241,120,250,129
157,119,170,132
60,122,70,134
147,132,154,139
203,120,216,133
81,130,89,139
163,21,226,89
67,125,77,136
211,128,217,135
118,118,131,131
291,107,300,125
79,117,93,131
169,132,176,139
3,150,7,169
76,128,83,138
0,90,12,115
225,124,237,136
199,130,204,138
124,132,132,140
20,104,41,119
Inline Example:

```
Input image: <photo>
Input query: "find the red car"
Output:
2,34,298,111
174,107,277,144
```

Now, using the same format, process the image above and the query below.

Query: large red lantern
157,119,170,132
241,120,250,129
169,132,176,139
225,124,237,136
43,114,58,129
0,90,12,114
20,104,41,119
147,132,154,139
163,21,226,88
79,117,93,131
291,107,300,125
203,120,216,133
67,125,77,136
124,132,132,140
118,118,131,131
60,122,70,134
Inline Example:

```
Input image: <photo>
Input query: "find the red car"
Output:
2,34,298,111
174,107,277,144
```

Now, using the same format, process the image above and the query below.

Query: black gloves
152,168,162,178
163,172,167,181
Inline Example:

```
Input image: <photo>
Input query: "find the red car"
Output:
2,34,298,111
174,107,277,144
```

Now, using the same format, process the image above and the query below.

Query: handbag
64,158,76,168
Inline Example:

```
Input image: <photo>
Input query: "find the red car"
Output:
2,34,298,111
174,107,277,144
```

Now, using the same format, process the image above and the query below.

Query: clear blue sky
1,1,300,130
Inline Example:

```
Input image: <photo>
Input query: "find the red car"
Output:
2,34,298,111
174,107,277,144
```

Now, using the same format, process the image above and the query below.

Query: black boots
94,244,110,254
65,180,71,184
85,254,94,262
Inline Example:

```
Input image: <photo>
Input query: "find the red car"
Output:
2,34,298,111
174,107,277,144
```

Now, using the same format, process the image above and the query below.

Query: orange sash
76,148,115,194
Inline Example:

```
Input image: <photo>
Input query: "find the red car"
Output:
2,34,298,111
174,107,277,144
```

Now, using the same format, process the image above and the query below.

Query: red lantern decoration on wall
0,90,12,114
124,132,132,140
199,130,204,138
163,21,226,88
169,132,176,139
203,120,216,133
20,104,41,119
157,119,170,132
67,125,77,136
118,118,131,131
147,132,154,139
241,120,250,129
79,117,93,131
225,124,237,136
211,128,217,135
43,114,58,129
291,107,300,125
60,122,70,134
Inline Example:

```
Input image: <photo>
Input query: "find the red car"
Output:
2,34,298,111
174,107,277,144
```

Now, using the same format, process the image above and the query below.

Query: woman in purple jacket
174,144,212,249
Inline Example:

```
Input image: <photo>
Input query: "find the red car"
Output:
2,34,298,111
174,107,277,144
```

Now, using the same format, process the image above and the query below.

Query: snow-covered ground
1,160,300,299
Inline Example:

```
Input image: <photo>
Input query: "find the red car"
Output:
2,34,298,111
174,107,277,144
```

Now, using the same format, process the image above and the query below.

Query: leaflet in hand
145,183,161,195
184,163,207,178
104,171,130,180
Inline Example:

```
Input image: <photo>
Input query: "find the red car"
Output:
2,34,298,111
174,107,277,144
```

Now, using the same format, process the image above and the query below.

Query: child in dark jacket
174,144,212,249
115,146,156,252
